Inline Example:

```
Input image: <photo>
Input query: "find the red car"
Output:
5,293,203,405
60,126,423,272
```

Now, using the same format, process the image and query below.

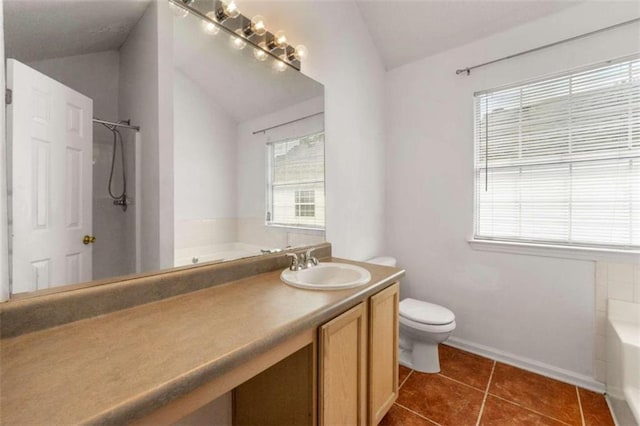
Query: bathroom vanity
0,244,403,425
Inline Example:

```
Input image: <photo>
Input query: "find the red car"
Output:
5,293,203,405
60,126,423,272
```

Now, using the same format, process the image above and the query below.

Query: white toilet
367,256,456,374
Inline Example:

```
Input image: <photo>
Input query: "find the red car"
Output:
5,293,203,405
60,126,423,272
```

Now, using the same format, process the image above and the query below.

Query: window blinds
474,57,640,249
267,132,325,229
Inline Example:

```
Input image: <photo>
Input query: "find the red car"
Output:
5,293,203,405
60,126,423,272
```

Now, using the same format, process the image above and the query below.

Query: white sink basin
280,262,372,290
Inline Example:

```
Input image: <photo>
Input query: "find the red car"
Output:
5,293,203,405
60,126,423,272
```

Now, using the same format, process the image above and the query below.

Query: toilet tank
367,256,397,267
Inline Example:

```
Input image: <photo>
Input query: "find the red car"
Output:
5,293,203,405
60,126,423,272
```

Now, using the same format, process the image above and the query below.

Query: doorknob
83,235,96,245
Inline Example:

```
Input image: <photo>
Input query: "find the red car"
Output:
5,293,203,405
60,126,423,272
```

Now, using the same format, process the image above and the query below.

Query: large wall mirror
3,0,325,297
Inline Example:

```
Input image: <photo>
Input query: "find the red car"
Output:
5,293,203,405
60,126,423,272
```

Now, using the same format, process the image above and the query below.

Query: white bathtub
174,243,265,267
606,299,640,426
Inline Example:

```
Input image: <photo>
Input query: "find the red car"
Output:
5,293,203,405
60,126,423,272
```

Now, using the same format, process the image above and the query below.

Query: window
266,132,325,229
474,57,639,250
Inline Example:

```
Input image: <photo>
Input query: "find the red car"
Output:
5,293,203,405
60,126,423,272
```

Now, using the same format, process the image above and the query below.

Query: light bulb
293,45,308,61
250,15,266,36
169,2,188,18
222,0,240,19
274,31,288,49
230,29,247,50
253,42,268,61
273,56,287,72
202,12,220,35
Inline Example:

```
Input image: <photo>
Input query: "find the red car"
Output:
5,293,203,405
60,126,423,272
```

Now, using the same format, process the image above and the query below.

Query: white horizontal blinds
268,132,325,229
474,57,640,249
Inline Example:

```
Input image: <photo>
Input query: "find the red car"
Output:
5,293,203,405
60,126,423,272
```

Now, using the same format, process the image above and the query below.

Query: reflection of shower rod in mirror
169,0,308,72
92,118,140,212
92,118,140,132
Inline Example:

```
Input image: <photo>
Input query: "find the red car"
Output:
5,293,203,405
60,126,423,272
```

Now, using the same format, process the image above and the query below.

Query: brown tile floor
381,345,615,426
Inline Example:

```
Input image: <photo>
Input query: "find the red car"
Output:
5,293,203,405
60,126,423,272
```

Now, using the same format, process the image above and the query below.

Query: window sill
468,239,640,262
265,223,325,234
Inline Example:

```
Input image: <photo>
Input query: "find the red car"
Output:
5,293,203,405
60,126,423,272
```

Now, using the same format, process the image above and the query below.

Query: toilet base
399,347,412,370
411,342,441,373
398,342,440,373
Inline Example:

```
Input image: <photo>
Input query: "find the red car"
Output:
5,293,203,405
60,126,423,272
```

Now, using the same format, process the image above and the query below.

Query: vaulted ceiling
4,0,151,63
355,0,584,70
4,0,617,72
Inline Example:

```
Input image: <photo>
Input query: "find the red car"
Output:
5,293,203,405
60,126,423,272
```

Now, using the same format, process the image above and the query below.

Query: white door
7,59,93,294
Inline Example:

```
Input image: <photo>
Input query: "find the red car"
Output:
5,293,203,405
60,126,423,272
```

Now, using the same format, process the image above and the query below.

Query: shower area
3,0,164,293
25,51,141,281
92,116,140,280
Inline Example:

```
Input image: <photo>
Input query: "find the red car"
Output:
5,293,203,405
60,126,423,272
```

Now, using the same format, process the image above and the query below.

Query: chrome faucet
301,248,319,269
285,249,319,271
285,253,303,271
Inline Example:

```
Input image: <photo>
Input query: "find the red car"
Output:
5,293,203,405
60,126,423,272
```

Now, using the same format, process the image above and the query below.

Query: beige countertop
0,258,403,425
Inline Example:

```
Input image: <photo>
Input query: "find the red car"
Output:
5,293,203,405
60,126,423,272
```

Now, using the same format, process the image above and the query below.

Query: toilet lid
399,298,455,325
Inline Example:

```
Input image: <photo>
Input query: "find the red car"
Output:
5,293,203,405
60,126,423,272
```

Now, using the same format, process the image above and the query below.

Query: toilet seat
367,256,397,267
400,315,457,333
397,298,456,374
399,298,455,325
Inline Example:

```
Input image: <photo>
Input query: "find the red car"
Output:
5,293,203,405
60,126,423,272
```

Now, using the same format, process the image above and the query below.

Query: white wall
27,51,135,280
119,0,174,272
385,2,640,386
173,70,238,251
174,71,237,220
156,0,175,269
241,1,387,260
0,0,8,302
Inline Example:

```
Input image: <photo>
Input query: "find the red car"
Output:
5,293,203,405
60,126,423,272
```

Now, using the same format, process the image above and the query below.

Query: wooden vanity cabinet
318,282,400,426
162,282,400,426
368,282,400,424
319,302,368,426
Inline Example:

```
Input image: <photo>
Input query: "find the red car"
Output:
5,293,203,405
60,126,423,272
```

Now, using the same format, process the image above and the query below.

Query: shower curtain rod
253,112,324,135
455,17,640,76
93,118,140,131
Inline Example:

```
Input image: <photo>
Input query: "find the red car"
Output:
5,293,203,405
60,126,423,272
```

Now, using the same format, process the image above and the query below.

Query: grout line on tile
488,393,573,426
399,369,413,389
485,360,496,393
436,372,486,393
394,402,442,426
475,361,496,426
576,387,586,426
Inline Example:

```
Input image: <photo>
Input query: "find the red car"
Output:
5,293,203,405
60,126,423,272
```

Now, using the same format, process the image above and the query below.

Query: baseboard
446,336,605,393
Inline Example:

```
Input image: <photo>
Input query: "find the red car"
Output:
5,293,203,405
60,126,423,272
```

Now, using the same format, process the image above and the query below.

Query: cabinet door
319,302,367,426
369,283,399,424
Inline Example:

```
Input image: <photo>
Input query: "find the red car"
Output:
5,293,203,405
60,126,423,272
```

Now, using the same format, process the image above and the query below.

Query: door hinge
5,88,12,105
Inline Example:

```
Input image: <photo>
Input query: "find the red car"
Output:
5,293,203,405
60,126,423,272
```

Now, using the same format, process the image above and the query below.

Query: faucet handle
305,248,319,267
285,253,302,271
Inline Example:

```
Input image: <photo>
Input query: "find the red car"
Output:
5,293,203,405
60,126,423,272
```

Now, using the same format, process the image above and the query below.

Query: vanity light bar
169,0,304,72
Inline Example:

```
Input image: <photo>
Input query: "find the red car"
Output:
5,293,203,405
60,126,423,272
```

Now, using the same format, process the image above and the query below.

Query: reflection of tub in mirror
174,243,264,267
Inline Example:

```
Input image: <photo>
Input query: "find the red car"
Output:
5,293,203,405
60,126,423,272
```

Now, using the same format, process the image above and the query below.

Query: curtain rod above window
456,17,640,76
253,111,324,135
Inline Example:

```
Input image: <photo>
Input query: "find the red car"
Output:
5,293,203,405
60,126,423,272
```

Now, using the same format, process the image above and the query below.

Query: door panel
7,59,93,293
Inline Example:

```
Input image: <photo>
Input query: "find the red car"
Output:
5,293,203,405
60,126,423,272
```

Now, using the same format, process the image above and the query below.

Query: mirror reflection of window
267,132,325,230
295,190,316,218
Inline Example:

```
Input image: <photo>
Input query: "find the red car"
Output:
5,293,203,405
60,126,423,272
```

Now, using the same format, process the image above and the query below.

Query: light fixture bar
169,0,301,71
